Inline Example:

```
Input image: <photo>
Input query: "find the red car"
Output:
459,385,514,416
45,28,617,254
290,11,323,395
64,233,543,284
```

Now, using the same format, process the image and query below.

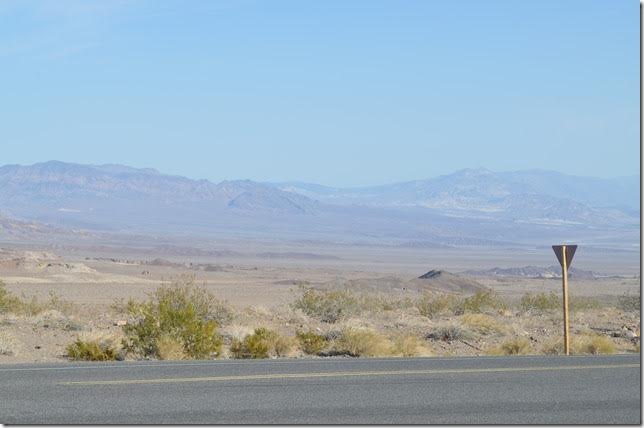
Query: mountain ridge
0,161,638,247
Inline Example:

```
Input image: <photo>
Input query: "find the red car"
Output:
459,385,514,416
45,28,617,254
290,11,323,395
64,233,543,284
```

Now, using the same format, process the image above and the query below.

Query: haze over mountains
0,161,638,249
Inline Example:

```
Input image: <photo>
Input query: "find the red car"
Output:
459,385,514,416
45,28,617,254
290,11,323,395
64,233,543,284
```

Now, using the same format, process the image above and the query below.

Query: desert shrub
121,279,223,359
230,328,294,359
363,295,415,312
230,328,272,359
33,310,83,331
426,324,470,342
618,292,641,312
416,293,458,319
0,280,15,313
333,328,391,357
460,313,506,335
0,331,17,356
460,291,506,314
66,336,118,361
0,281,76,316
520,292,559,313
574,335,615,355
488,337,532,355
390,333,428,357
46,291,77,315
292,287,360,323
296,330,327,355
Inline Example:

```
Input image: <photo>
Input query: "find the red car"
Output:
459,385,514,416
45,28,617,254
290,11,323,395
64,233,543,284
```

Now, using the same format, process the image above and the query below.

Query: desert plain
0,237,639,363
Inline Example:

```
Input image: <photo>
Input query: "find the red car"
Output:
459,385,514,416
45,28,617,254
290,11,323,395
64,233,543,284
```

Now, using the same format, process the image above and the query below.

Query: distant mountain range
272,168,639,225
0,161,639,247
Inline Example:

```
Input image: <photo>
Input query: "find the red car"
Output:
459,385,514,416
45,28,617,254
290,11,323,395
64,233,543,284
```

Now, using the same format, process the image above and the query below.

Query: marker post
552,244,577,356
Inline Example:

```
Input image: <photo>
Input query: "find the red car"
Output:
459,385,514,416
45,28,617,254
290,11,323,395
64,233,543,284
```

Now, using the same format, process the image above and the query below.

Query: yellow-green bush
230,328,293,359
66,337,118,361
121,279,224,359
296,330,327,355
488,337,532,355
292,287,360,323
520,292,559,313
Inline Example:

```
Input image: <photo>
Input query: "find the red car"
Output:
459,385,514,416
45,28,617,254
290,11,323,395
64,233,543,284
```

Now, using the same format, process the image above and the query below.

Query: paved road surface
0,354,639,424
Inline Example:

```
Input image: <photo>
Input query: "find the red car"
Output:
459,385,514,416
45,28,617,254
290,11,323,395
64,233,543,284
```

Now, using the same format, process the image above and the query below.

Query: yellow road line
59,363,639,386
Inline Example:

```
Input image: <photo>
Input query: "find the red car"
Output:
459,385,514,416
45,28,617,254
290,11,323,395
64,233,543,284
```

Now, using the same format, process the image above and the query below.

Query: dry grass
32,310,84,332
157,335,187,360
460,313,506,335
427,324,471,342
541,334,616,355
487,337,532,355
574,334,615,355
333,327,392,357
520,292,559,313
0,331,17,356
390,333,431,357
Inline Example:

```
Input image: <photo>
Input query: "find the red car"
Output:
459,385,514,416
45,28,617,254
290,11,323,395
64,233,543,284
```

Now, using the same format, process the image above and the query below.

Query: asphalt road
0,354,639,424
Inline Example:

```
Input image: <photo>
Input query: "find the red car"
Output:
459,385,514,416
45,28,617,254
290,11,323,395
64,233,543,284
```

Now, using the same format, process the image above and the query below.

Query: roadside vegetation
0,277,637,362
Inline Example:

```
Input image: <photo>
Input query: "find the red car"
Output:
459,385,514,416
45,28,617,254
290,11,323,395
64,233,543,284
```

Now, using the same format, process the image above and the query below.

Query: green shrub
520,292,559,313
66,337,118,361
121,279,224,359
296,330,327,355
292,287,360,323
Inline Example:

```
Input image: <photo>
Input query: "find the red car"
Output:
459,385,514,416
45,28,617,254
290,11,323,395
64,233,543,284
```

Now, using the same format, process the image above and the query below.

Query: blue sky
0,0,638,186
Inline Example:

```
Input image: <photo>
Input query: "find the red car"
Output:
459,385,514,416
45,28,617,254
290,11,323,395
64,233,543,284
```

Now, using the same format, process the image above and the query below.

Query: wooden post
561,245,570,355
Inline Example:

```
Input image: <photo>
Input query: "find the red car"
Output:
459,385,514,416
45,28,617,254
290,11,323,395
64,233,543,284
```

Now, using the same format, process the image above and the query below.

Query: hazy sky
0,0,638,186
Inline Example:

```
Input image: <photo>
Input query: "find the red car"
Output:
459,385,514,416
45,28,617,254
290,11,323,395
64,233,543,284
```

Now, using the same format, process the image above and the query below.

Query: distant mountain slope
273,168,639,225
461,265,603,279
0,161,319,231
